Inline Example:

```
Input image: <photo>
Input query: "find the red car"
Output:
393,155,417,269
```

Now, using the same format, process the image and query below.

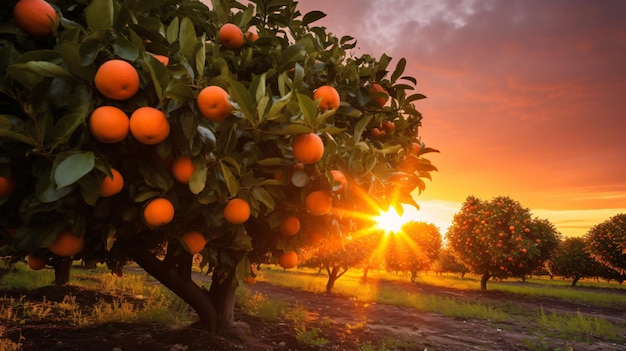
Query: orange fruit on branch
99,168,124,197
13,0,59,38
197,86,232,122
28,255,47,270
180,230,207,255
369,83,389,106
172,156,196,184
313,85,340,112
143,198,175,227
129,107,170,145
49,230,85,257
305,190,332,216
280,216,301,236
330,170,346,193
278,251,298,269
94,60,140,100
218,23,244,50
224,198,251,224
292,133,324,164
89,106,130,143
0,176,16,198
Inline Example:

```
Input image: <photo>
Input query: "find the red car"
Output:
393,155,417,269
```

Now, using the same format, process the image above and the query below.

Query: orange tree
0,0,437,332
445,196,560,290
548,236,603,287
585,213,626,274
385,221,441,282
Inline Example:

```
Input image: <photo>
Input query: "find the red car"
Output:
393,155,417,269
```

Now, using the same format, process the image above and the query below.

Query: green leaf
179,17,197,61
405,93,427,104
302,11,327,26
78,39,102,67
164,82,194,101
195,37,206,77
113,36,139,61
50,113,85,147
220,162,239,197
391,57,406,84
297,92,317,127
267,91,292,120
8,62,74,90
85,0,114,32
189,166,207,195
353,114,373,141
280,44,306,69
252,187,275,212
36,170,74,203
229,79,254,121
53,151,95,189
249,73,266,102
166,16,179,44
0,116,35,145
276,124,314,135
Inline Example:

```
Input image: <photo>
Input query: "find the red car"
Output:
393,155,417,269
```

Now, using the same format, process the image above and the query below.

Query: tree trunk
410,270,417,283
128,239,243,334
53,258,72,286
325,266,348,293
571,275,580,287
362,266,370,281
480,272,491,290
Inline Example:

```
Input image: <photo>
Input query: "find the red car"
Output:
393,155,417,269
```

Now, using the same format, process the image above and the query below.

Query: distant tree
385,221,441,282
446,196,560,290
436,247,469,277
548,237,601,287
585,214,626,274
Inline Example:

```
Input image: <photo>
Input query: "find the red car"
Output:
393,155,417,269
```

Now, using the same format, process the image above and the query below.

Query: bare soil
1,268,625,351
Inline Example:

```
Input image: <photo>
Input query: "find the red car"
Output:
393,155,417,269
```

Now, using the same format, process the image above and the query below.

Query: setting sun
373,208,408,234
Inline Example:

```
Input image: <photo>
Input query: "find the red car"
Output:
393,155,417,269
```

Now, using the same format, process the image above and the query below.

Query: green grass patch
537,307,621,343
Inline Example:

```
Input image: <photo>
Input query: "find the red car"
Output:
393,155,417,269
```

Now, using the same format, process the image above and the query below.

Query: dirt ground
1,268,625,351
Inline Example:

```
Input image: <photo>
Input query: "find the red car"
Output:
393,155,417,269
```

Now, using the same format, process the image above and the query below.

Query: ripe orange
49,230,85,257
224,198,250,224
172,156,196,184
330,170,346,193
180,230,207,255
369,83,389,106
245,30,259,42
100,168,124,197
243,275,256,285
28,255,46,270
278,251,298,269
509,225,515,231
218,23,244,50
94,60,140,100
151,54,169,65
313,85,340,112
292,133,324,164
13,0,59,38
305,190,332,216
129,107,170,145
143,198,175,227
88,106,129,143
197,86,232,122
280,216,300,236
0,176,16,198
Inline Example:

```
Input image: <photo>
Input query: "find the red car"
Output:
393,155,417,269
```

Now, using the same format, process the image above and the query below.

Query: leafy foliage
0,0,437,284
585,213,626,274
548,237,601,286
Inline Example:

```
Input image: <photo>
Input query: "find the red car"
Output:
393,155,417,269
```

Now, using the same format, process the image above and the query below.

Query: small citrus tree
548,237,601,287
585,213,626,274
445,196,560,290
0,0,437,332
385,221,441,282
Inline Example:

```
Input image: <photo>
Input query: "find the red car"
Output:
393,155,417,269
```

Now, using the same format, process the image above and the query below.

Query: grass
0,262,191,327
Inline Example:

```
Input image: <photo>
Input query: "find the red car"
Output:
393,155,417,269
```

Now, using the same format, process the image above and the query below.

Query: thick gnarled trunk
326,266,348,293
480,272,491,290
127,239,243,334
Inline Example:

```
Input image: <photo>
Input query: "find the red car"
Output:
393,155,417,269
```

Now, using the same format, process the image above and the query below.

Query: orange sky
296,0,626,237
